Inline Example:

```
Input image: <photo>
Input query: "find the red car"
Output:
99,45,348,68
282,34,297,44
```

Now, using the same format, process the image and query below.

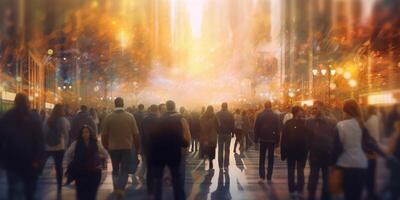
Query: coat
200,115,219,147
254,109,281,144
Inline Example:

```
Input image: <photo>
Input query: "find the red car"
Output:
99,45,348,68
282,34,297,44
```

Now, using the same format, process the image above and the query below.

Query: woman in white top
335,99,367,200
42,104,70,193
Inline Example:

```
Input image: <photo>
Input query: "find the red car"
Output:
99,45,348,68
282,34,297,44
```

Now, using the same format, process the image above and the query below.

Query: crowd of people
1,92,400,200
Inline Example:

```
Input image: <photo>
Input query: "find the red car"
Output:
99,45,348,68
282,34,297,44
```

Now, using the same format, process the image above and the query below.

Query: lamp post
312,67,336,103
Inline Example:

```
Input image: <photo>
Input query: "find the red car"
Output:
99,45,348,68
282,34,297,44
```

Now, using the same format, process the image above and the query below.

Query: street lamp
349,79,357,98
312,69,319,76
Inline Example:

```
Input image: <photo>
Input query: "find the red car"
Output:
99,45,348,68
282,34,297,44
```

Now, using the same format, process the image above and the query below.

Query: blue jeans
218,134,231,168
109,149,132,190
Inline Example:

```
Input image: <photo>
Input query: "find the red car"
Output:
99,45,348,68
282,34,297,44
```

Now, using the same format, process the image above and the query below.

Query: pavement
0,139,390,200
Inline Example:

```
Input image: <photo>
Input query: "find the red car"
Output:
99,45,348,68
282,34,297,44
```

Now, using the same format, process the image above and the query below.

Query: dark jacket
142,112,159,157
151,112,185,165
306,116,337,165
254,109,280,144
0,109,45,177
134,110,146,134
190,112,201,139
281,118,310,160
216,110,234,135
70,111,97,144
200,115,219,146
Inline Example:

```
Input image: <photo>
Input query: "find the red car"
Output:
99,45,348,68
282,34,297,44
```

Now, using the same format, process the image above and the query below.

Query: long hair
202,106,215,120
47,104,64,130
343,99,364,128
74,125,99,166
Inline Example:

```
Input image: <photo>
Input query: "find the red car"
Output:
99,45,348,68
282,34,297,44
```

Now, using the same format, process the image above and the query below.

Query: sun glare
185,0,205,38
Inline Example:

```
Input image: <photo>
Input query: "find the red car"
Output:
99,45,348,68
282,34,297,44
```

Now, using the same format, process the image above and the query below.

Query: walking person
89,108,100,134
242,110,253,151
151,100,191,200
64,125,108,200
42,104,70,195
386,119,400,200
200,106,219,170
254,101,280,182
281,106,310,199
134,104,147,182
69,105,97,145
102,97,141,200
333,99,372,200
216,102,235,169
306,102,337,200
190,111,201,152
0,93,45,200
142,105,160,197
364,105,380,200
233,109,244,155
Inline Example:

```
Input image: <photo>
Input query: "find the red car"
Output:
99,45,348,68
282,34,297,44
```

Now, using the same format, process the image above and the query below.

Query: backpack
46,119,62,147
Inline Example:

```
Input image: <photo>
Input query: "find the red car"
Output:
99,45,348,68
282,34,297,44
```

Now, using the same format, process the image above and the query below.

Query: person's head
206,105,214,114
166,100,176,112
148,104,158,113
235,109,240,114
242,110,247,116
264,101,272,110
312,100,325,117
51,104,64,118
78,125,96,143
292,106,305,119
80,105,88,112
343,99,364,126
114,97,124,108
138,104,145,111
159,104,166,113
221,102,228,111
366,105,377,119
179,106,186,114
14,93,30,113
89,108,97,116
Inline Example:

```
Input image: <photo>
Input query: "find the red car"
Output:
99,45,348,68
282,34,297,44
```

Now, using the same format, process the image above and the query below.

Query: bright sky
185,0,205,38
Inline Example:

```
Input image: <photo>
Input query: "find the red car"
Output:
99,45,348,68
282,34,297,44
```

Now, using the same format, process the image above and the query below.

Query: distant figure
64,125,108,200
142,105,160,197
189,111,201,152
0,93,45,200
281,106,310,199
42,104,70,194
233,109,244,155
254,101,280,182
387,120,400,200
151,100,191,200
200,106,219,170
89,108,100,133
69,105,97,145
102,97,140,200
216,103,235,169
306,101,337,200
39,109,47,122
134,104,146,181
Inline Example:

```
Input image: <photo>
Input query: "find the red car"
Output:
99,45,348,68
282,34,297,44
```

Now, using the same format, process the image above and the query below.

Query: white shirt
336,118,368,169
365,115,380,142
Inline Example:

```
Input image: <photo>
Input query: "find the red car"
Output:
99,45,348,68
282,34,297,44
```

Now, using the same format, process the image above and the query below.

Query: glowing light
330,83,337,90
34,93,39,97
288,91,295,98
321,69,327,76
368,93,397,105
119,30,129,48
185,0,205,38
330,69,336,76
344,72,351,80
312,69,318,76
301,99,314,106
47,49,54,55
16,76,22,82
349,79,357,88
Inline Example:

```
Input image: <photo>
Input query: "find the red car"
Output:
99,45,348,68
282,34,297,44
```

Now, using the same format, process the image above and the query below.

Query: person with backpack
281,106,311,199
64,125,108,200
42,104,70,194
306,101,337,200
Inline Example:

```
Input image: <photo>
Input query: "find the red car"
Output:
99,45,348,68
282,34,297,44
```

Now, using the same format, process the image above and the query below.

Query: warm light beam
185,0,205,38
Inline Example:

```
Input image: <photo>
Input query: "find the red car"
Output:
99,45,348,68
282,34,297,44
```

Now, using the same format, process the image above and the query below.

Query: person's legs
6,170,25,200
234,133,239,153
342,168,366,200
321,165,330,200
296,158,306,194
88,171,102,200
24,175,38,200
366,159,377,199
118,150,132,190
153,164,165,200
307,164,320,200
259,142,267,179
287,158,296,193
266,143,275,180
109,150,122,190
224,135,231,168
218,135,224,168
53,150,65,191
169,163,186,200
